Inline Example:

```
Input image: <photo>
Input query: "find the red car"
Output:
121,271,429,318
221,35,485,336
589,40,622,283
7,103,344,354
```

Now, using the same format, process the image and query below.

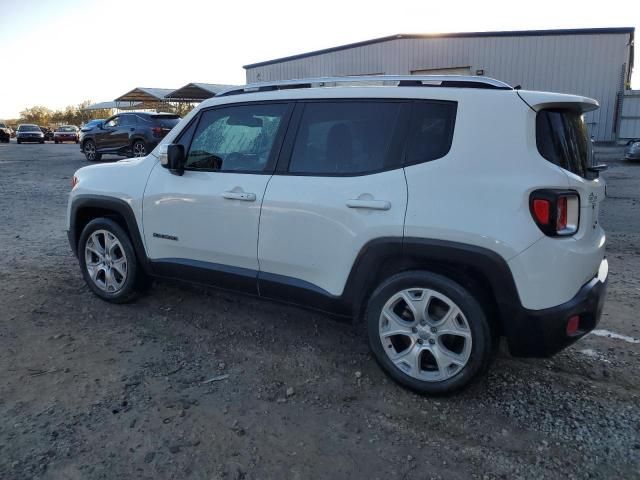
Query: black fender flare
342,237,522,337
68,194,151,273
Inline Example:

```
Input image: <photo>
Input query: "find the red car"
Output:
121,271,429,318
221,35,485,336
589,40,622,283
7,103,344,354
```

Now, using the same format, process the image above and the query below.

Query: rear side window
120,115,136,127
288,102,404,175
405,101,457,166
536,109,592,178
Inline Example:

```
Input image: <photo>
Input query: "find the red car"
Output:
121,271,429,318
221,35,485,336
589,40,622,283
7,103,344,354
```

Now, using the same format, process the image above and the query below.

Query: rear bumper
55,136,78,142
507,258,608,357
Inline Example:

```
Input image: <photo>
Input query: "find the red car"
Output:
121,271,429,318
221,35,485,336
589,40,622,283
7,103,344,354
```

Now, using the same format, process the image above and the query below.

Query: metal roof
166,83,236,101
82,101,142,111
114,87,176,102
244,27,635,69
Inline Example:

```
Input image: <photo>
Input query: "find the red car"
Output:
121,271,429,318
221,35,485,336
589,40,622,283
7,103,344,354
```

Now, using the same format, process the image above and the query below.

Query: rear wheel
17,139,21,144
84,140,101,161
366,271,492,395
55,140,59,144
78,218,141,303
132,140,147,157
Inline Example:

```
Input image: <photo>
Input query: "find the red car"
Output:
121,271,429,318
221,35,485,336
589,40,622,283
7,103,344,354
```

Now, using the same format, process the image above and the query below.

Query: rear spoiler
517,90,599,113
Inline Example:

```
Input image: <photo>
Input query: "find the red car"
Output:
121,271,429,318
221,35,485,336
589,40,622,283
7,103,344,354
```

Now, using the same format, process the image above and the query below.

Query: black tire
17,139,21,144
365,270,493,395
83,139,101,161
77,218,141,303
131,140,147,158
55,140,59,144
39,140,44,144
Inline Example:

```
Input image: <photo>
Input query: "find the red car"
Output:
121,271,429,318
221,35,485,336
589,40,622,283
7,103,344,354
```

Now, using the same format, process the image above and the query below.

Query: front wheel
78,218,141,303
366,271,493,395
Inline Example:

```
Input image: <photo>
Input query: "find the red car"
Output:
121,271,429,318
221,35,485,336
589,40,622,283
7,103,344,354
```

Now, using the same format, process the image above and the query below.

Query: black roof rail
217,75,513,97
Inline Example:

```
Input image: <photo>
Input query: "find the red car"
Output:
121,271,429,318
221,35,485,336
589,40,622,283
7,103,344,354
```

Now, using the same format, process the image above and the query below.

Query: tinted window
289,102,403,175
536,109,592,178
105,116,119,128
120,115,136,126
151,115,180,129
405,101,457,165
185,103,287,172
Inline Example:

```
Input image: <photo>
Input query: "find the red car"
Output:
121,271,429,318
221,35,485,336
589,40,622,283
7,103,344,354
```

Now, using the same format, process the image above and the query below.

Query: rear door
257,100,410,298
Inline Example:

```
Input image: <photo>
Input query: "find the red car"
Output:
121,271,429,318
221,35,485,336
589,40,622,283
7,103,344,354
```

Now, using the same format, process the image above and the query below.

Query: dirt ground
0,140,638,480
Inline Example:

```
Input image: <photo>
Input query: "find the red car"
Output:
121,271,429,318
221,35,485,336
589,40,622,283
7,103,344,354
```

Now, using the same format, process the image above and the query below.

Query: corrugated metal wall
245,33,632,142
620,90,640,139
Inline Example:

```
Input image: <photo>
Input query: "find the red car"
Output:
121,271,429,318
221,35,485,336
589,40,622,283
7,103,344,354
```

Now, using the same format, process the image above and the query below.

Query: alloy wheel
133,142,146,157
85,141,96,160
379,288,472,382
84,229,128,293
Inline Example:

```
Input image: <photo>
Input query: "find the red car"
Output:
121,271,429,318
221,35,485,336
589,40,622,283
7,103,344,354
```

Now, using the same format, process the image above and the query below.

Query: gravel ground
0,140,638,480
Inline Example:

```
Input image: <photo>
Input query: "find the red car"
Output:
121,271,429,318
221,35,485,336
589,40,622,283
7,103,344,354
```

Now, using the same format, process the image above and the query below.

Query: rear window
150,115,180,128
536,109,592,178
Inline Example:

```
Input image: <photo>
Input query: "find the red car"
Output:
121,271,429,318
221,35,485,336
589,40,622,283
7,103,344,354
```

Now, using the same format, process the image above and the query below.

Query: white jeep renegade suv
67,76,608,394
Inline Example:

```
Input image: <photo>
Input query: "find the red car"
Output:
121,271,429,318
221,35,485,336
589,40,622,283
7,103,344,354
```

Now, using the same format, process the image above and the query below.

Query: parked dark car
17,124,45,144
80,112,180,161
0,122,10,143
54,125,80,144
625,140,640,161
41,127,54,142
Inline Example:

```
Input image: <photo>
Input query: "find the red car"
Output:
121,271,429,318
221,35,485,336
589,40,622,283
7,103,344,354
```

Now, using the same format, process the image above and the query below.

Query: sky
0,0,637,118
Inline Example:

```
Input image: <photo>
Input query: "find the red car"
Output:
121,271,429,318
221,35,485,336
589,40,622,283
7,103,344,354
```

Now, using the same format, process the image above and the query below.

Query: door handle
346,199,391,210
223,191,256,202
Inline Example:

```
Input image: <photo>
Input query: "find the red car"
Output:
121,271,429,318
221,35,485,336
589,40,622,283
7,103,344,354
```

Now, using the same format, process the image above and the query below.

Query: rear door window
287,101,406,175
536,109,592,178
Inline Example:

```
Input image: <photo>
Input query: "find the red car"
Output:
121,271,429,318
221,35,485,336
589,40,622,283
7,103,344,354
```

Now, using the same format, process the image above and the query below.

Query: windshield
536,109,592,178
19,125,40,132
58,126,76,132
0,123,6,128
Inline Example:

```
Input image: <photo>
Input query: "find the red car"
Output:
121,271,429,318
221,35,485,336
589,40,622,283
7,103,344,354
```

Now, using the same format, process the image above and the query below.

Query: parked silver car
625,140,640,161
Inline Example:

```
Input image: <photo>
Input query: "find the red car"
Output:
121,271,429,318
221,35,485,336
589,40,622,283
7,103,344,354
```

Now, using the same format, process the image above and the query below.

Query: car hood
18,130,43,135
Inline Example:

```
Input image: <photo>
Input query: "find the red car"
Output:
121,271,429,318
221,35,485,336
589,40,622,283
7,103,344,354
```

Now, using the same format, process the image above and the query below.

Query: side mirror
159,144,185,175
97,122,104,130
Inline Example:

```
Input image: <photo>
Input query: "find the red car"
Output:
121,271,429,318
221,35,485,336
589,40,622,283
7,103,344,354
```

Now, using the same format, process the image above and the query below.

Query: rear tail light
529,190,580,236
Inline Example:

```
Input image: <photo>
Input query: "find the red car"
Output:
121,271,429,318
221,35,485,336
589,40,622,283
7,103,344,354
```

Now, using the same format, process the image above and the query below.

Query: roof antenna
514,85,522,90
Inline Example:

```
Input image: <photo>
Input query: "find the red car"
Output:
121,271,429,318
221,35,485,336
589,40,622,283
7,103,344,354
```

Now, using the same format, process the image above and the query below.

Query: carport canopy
166,83,235,102
83,101,142,111
114,87,175,103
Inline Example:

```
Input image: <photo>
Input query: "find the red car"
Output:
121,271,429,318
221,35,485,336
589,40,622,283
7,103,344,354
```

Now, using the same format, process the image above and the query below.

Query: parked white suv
66,76,608,394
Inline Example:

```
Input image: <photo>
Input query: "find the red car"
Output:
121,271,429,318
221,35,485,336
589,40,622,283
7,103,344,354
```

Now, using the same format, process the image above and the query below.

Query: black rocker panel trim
151,258,258,295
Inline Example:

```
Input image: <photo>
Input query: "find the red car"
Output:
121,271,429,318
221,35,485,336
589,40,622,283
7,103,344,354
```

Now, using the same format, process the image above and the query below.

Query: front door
95,115,121,150
142,102,292,290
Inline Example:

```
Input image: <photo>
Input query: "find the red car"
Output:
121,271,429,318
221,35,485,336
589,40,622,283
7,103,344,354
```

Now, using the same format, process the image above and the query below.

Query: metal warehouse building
244,27,636,142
